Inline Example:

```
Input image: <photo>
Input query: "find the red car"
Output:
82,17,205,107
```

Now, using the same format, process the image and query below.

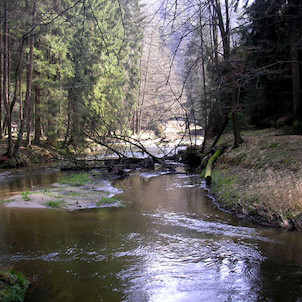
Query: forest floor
210,128,302,230
0,138,58,168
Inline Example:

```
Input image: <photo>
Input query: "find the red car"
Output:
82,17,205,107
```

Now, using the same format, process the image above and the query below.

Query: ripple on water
93,179,123,194
117,233,264,302
140,171,172,179
145,211,276,243
110,210,267,302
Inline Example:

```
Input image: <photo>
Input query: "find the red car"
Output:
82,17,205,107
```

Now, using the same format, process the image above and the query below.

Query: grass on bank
57,173,90,186
21,191,31,201
44,200,66,208
0,199,12,205
97,196,118,206
209,129,302,229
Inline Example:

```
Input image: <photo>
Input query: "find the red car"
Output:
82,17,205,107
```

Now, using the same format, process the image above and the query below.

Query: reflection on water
0,165,62,199
0,171,302,301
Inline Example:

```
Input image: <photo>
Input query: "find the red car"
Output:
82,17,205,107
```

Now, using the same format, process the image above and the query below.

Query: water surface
1,170,302,301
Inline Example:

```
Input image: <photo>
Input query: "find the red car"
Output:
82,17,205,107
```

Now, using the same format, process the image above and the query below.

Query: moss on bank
208,129,302,230
0,270,29,302
57,173,90,186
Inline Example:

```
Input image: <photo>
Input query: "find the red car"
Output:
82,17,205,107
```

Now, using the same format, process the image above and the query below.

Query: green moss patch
57,173,90,186
21,191,31,201
44,200,66,208
0,270,29,302
97,196,118,206
0,199,12,205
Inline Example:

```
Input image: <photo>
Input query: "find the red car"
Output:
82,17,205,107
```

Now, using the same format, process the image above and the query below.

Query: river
1,167,302,301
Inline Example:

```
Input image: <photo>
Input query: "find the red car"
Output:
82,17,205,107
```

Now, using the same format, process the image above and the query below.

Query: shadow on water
0,170,302,301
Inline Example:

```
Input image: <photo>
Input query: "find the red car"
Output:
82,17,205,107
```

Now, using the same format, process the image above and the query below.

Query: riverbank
209,129,302,230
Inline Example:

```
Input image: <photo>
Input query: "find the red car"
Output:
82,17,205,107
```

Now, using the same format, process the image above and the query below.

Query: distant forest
0,0,301,160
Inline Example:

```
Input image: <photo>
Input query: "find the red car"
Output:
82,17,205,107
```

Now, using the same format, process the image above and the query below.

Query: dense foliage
0,0,301,161
163,0,302,147
0,0,143,157
242,0,302,127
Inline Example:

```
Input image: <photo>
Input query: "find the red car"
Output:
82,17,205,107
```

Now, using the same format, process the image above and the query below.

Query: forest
1,1,302,301
0,0,301,165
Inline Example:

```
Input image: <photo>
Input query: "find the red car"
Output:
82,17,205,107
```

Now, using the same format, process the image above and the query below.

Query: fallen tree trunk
60,157,156,171
204,149,222,185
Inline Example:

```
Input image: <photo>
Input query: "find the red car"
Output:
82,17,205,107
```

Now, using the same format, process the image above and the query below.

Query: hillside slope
210,129,302,230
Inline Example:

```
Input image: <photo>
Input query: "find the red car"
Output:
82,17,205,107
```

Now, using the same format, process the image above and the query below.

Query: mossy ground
57,173,90,186
209,129,302,229
0,270,29,302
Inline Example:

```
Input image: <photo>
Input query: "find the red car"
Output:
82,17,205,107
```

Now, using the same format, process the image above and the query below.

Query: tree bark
25,33,35,147
14,29,35,154
0,19,3,139
2,0,12,156
209,115,229,150
34,84,41,144
289,0,301,120
199,17,208,153
232,90,242,148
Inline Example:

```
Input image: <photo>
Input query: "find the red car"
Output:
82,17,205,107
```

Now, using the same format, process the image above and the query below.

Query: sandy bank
3,173,124,210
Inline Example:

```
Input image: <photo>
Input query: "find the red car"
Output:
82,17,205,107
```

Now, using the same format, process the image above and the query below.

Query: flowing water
1,168,302,301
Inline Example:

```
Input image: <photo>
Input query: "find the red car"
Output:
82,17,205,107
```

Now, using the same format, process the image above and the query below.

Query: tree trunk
19,66,23,121
64,95,72,146
2,0,12,156
204,148,222,185
210,115,229,150
199,19,208,153
25,33,35,147
232,91,242,148
14,33,35,154
232,110,241,148
213,0,230,60
34,84,41,144
289,1,301,120
0,20,3,139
